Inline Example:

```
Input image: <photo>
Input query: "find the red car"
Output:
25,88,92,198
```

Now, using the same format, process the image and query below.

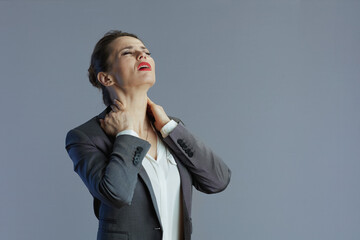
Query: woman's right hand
99,99,134,137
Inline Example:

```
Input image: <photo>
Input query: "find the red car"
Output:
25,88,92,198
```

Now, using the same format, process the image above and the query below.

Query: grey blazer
65,107,231,240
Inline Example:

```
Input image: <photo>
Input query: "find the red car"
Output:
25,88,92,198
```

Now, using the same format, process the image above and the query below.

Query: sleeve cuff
116,129,139,138
160,120,178,138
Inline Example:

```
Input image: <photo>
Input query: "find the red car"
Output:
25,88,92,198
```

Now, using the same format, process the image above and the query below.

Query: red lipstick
138,62,151,71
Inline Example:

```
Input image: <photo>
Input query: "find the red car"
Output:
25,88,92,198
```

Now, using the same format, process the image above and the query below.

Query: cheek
117,61,133,76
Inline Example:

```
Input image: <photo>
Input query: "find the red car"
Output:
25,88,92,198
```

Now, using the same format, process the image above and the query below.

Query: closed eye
122,51,133,56
121,51,151,56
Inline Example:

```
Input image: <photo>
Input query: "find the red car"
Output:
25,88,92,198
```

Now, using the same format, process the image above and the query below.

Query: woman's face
107,36,155,90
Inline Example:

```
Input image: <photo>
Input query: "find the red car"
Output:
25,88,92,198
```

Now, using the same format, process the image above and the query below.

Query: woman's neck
108,87,151,137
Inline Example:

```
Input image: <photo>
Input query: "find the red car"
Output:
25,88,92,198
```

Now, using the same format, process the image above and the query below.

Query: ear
97,72,115,87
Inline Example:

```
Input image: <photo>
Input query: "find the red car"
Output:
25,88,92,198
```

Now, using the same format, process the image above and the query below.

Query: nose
137,51,147,60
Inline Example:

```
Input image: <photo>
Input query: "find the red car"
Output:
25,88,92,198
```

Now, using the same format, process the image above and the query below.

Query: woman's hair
88,30,140,106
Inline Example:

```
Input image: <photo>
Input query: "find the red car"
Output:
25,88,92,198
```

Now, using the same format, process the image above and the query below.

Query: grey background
0,0,359,239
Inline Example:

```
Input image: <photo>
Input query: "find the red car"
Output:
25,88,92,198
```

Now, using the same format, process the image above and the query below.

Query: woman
65,30,231,240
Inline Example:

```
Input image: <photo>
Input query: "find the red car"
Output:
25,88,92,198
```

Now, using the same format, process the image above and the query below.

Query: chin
143,76,156,85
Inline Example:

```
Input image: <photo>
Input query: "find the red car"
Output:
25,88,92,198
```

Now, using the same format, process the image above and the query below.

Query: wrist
157,117,170,131
160,119,178,138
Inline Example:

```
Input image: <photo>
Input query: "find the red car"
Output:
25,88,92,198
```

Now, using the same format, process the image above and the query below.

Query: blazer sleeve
65,128,151,208
163,122,231,194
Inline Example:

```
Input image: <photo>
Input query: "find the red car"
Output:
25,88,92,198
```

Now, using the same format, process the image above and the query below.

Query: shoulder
65,108,110,149
67,107,109,138
71,116,101,137
65,116,100,146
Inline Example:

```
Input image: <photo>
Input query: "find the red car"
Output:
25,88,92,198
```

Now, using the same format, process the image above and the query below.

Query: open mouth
138,62,151,71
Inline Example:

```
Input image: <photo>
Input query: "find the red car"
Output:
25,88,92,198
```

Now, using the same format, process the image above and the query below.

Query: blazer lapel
152,121,192,223
138,167,163,227
172,153,192,220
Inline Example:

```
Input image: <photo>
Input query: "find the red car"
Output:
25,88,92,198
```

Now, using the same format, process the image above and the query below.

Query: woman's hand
100,99,134,137
147,97,170,131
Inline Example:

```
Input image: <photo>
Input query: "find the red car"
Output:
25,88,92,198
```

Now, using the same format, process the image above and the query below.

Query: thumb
99,119,105,129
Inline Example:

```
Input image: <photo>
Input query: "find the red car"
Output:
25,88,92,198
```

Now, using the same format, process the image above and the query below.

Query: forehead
110,36,146,50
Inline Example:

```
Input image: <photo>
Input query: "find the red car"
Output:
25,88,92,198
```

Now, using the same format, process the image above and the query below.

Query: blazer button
177,139,184,145
133,155,140,165
136,146,143,153
188,152,193,157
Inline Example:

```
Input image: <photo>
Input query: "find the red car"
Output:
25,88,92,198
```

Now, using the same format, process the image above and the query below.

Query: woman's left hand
147,97,170,131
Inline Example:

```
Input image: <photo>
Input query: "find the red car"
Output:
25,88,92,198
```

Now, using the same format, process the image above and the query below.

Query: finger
105,113,113,122
147,97,155,107
114,99,125,110
99,119,105,128
110,105,118,112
